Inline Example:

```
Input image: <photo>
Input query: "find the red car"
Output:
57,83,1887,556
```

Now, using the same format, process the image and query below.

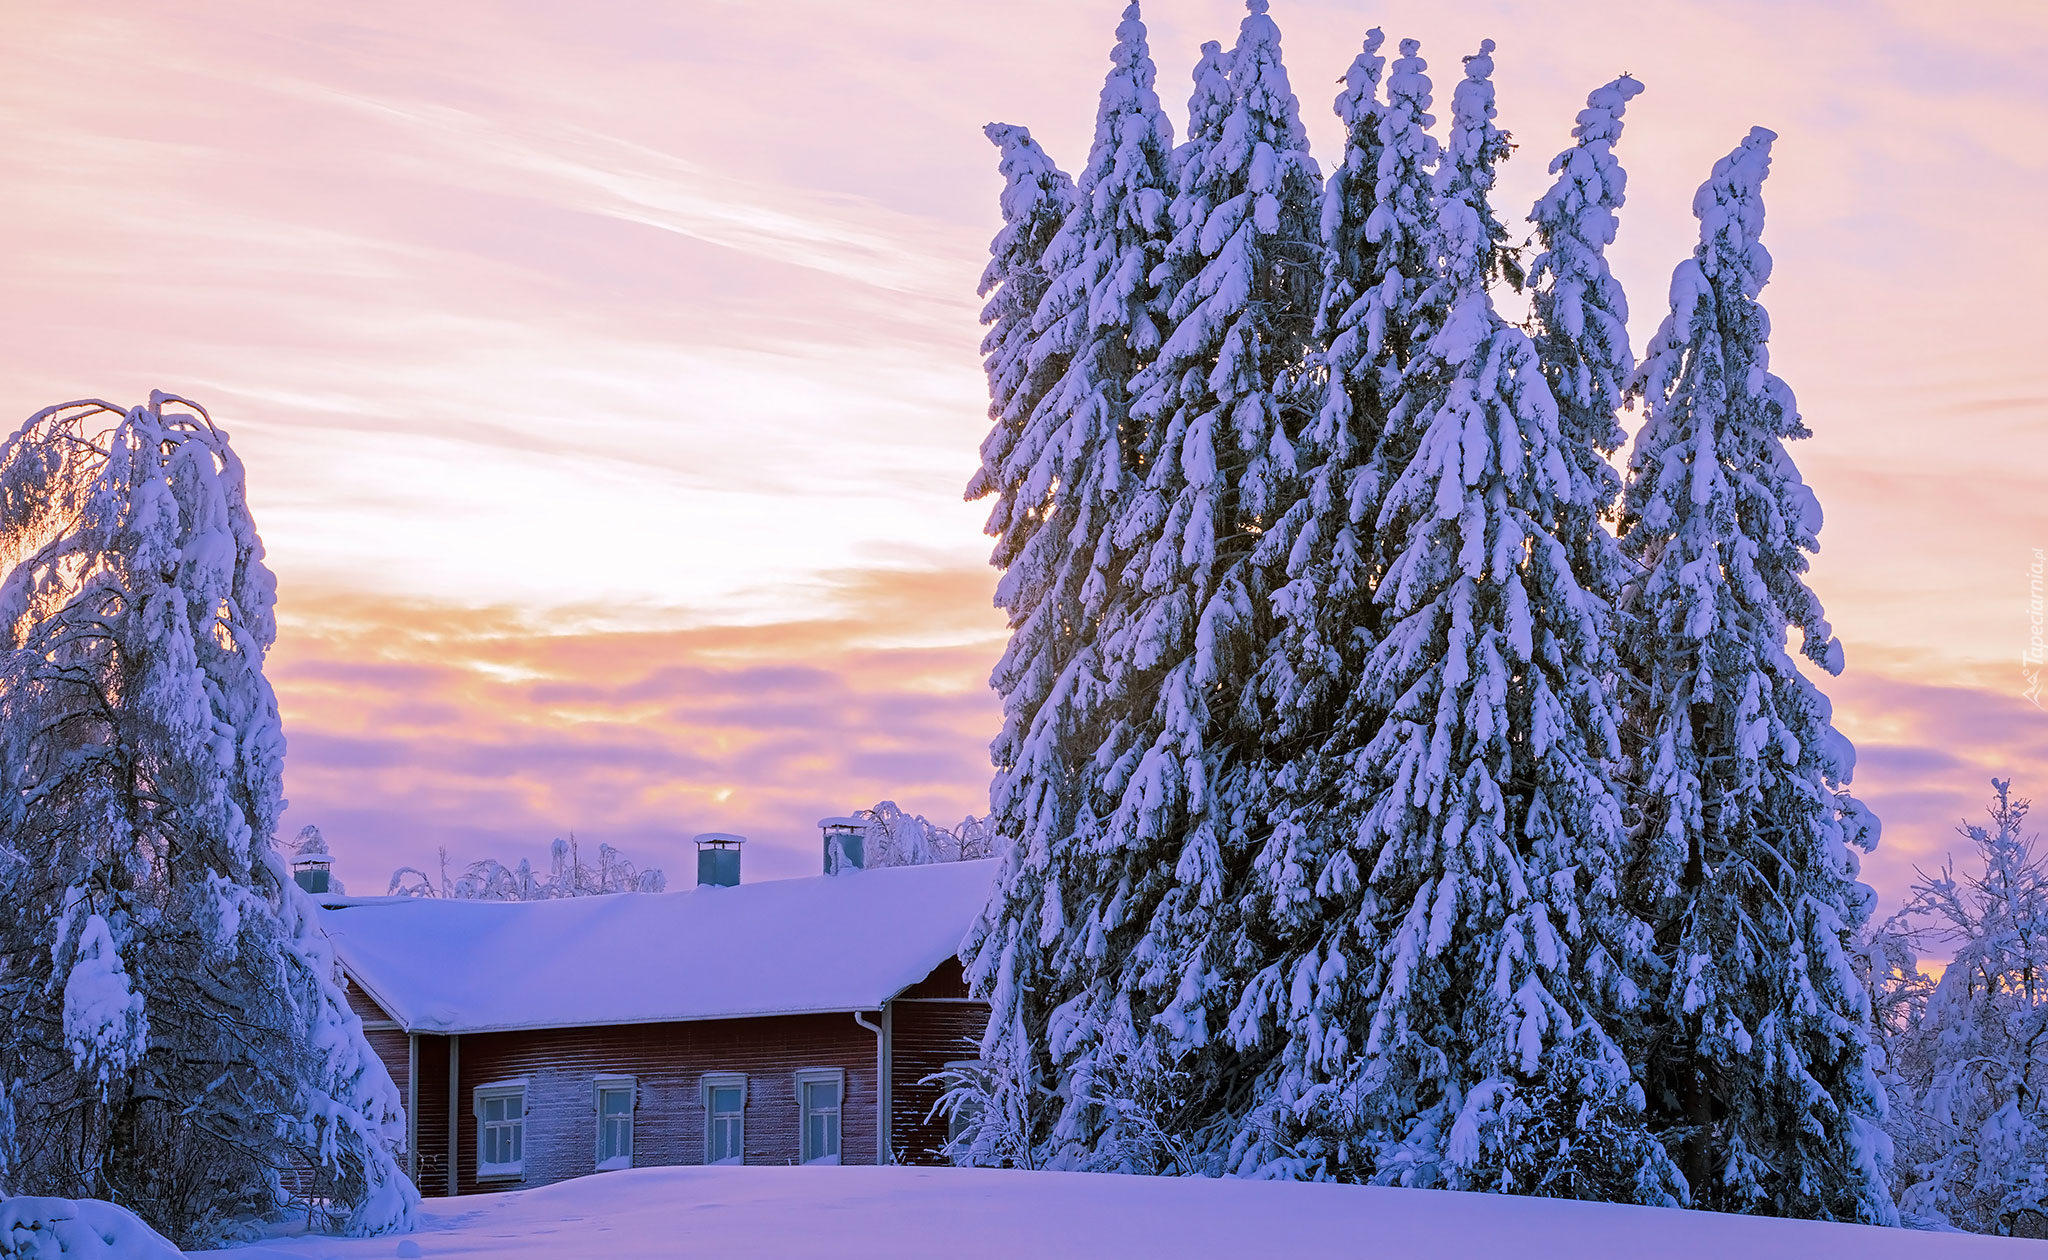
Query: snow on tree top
319,859,998,1035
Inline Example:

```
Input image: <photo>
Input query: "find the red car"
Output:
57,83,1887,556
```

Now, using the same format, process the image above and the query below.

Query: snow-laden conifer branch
1617,127,1892,1223
963,8,1898,1226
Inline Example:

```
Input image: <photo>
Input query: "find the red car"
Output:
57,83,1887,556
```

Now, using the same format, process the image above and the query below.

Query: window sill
708,1155,743,1167
596,1157,633,1173
802,1154,842,1167
477,1166,524,1181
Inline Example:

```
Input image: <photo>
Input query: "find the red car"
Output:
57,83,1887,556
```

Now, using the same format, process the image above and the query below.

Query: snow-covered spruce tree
1616,129,1894,1223
966,5,1176,1164
1089,0,1325,1168
1247,33,1473,999
1253,29,1391,755
1876,780,2048,1234
965,115,1075,930
1226,43,1679,1201
1223,32,1449,1177
971,1,1325,1171
967,121,1075,643
1225,51,1463,1145
1527,75,1642,625
0,395,416,1245
1260,35,1446,731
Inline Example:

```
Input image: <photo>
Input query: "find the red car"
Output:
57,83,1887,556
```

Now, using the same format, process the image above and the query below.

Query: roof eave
396,998,938,1038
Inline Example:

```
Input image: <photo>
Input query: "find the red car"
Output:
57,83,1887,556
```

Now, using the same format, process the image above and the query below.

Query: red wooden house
320,850,994,1196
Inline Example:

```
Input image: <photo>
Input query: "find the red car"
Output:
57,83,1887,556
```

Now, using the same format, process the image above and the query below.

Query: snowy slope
192,1165,2028,1259
0,1196,182,1259
322,860,997,1033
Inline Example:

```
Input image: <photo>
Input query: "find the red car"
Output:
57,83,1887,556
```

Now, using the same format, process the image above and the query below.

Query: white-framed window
943,1059,986,1147
700,1072,747,1166
795,1068,844,1165
473,1080,528,1180
594,1075,636,1171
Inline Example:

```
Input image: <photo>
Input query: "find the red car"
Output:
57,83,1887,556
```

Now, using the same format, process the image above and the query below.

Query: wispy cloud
3,0,2043,929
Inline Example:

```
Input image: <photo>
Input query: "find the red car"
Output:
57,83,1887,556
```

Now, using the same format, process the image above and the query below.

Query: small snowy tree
850,801,999,867
1876,780,2048,1235
388,835,664,899
1617,130,1894,1223
0,395,416,1245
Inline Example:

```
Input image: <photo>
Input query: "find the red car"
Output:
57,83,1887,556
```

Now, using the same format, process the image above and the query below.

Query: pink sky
3,0,2044,906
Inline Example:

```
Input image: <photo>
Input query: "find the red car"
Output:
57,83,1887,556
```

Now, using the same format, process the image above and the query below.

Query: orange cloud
4,0,2041,939
267,568,2048,936
271,567,1006,893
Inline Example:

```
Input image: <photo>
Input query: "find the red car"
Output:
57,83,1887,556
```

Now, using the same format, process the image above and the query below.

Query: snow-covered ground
192,1166,2032,1259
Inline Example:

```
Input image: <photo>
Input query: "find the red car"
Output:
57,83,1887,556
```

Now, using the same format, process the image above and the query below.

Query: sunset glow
4,0,2044,908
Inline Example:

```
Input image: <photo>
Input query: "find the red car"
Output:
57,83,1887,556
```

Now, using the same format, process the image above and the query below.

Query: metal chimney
818,816,866,875
694,833,746,887
291,852,333,895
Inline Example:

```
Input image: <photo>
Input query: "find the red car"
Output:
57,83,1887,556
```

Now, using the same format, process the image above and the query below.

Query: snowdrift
0,1197,181,1260
190,1165,2033,1259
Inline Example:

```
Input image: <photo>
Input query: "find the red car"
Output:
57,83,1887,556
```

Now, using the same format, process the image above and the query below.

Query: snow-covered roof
321,859,997,1035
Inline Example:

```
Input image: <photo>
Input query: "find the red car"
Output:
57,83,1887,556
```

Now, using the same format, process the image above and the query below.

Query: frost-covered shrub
854,801,999,868
932,1045,1040,1173
390,835,664,900
0,395,416,1245
1871,780,2048,1235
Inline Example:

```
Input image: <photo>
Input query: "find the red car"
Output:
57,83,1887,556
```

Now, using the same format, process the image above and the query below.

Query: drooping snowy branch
0,394,416,1244
1617,129,1893,1224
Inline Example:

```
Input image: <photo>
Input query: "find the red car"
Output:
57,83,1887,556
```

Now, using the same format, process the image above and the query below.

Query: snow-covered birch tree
0,394,417,1245
1617,129,1894,1223
388,834,665,899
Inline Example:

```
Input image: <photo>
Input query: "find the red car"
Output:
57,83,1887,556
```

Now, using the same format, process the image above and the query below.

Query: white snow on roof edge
321,860,996,1035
